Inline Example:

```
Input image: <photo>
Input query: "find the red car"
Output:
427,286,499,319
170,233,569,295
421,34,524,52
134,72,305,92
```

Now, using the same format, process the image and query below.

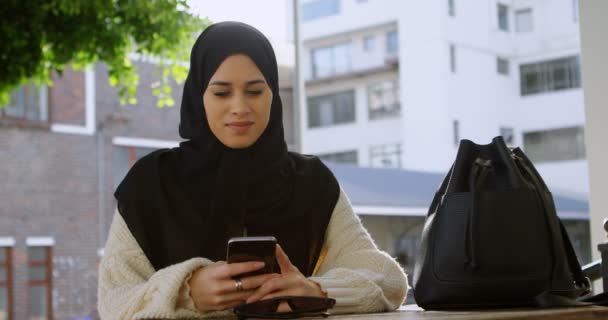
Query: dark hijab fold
114,22,340,276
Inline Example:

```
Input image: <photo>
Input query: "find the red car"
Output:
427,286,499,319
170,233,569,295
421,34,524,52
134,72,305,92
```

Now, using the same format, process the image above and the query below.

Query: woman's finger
275,244,297,273
246,275,297,303
219,273,279,293
212,261,266,279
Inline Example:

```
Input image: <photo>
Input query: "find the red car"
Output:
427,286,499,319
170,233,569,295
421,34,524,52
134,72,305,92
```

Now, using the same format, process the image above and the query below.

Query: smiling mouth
226,122,254,134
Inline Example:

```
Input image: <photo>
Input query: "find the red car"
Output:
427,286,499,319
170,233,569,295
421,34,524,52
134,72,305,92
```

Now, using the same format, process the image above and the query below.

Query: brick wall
0,128,99,319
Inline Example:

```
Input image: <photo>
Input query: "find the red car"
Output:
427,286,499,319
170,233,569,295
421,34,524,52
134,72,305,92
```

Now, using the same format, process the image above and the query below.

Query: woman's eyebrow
246,79,266,85
209,79,266,86
209,81,231,86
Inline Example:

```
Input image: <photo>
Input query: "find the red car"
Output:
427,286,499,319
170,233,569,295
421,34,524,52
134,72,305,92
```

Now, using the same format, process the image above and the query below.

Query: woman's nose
230,94,251,115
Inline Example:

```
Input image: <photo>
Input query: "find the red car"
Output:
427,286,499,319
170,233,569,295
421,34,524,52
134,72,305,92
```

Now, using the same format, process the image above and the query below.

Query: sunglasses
234,296,336,319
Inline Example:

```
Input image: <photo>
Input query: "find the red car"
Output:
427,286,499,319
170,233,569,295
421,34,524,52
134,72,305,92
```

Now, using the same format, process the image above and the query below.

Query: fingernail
254,261,265,268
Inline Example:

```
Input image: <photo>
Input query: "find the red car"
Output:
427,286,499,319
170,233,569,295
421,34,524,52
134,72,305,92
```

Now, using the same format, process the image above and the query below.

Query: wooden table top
326,305,608,320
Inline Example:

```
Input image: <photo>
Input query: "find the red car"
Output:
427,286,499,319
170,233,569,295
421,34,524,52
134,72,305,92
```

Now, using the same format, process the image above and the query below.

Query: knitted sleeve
309,189,408,314
97,211,231,319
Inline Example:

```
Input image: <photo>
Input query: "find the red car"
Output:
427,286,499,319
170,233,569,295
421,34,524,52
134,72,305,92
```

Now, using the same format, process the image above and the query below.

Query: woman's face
203,54,273,149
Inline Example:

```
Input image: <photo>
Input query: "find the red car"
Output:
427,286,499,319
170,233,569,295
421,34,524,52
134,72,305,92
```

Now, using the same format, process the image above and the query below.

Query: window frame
367,79,401,120
498,3,510,32
307,90,356,128
1,84,49,126
520,56,581,96
369,143,402,169
448,0,456,17
318,150,359,165
449,44,456,73
497,57,510,75
515,8,533,33
311,42,353,79
27,245,53,320
386,30,399,54
0,246,13,320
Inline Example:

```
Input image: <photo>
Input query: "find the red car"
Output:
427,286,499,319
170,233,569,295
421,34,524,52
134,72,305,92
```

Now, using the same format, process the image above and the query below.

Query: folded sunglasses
234,296,336,319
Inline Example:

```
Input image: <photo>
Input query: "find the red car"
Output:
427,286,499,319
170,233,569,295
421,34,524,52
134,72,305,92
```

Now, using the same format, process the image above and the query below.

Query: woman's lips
226,121,254,134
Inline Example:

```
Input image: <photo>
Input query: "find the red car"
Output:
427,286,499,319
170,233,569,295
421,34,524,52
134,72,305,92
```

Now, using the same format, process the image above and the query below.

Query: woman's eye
214,92,230,97
247,90,263,95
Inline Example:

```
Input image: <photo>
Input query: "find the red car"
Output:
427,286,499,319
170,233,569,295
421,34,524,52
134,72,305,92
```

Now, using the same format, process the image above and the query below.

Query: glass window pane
4,88,25,118
312,47,333,79
497,58,509,75
0,269,5,282
28,266,47,282
29,285,47,319
515,9,533,33
370,143,402,168
319,151,358,165
524,127,586,162
302,0,340,22
113,146,130,190
24,84,41,121
386,31,399,54
368,80,401,119
27,247,46,262
333,43,352,75
0,249,5,263
0,287,8,320
520,56,580,96
308,91,355,128
364,36,375,51
498,4,509,31
448,0,455,16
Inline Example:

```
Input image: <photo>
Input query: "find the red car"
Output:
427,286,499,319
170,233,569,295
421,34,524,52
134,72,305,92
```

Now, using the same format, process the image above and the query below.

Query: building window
449,44,456,73
318,150,358,165
28,246,52,320
1,83,48,123
573,0,579,22
301,0,340,22
448,0,455,17
386,31,399,54
308,90,355,128
368,80,400,119
497,57,510,75
523,126,586,163
520,56,581,96
113,146,157,189
370,143,402,168
515,8,533,33
363,35,375,52
498,3,509,31
311,43,352,79
453,120,460,146
0,246,13,320
500,127,515,145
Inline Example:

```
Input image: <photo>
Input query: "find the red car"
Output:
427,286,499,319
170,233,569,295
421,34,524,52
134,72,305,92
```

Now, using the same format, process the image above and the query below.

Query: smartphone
226,236,277,278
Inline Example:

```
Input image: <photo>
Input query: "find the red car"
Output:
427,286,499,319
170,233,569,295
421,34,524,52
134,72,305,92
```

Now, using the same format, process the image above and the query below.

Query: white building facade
297,0,587,196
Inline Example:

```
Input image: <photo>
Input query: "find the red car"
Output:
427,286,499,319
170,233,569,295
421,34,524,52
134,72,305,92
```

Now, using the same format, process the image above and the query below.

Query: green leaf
0,0,209,109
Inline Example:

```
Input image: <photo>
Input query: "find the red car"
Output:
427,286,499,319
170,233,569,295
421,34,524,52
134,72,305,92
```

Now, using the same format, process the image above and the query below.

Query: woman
97,22,407,319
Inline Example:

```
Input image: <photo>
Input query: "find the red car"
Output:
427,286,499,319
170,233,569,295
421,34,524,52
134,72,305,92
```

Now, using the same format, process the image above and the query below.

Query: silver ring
235,278,244,292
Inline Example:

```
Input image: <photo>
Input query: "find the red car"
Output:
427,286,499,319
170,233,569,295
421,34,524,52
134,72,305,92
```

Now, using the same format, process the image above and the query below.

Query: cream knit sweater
97,189,408,319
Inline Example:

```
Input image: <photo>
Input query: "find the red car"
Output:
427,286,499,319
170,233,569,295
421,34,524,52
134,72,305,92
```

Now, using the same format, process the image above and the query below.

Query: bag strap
512,150,607,306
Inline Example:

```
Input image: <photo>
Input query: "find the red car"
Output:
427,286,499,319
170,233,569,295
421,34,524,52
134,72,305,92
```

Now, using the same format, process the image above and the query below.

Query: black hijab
114,22,340,276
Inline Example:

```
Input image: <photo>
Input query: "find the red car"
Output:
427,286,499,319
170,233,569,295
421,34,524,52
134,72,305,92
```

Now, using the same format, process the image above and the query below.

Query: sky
186,0,292,43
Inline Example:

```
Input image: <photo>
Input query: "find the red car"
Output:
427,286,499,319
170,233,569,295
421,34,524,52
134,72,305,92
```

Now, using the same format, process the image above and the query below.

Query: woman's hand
188,260,279,312
246,245,326,308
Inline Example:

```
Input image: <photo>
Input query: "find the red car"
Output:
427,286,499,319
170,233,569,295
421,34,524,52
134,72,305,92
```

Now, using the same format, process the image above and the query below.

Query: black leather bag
412,136,592,309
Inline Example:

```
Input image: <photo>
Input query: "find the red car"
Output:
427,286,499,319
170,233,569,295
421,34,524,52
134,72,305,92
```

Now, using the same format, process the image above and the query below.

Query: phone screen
226,236,277,278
